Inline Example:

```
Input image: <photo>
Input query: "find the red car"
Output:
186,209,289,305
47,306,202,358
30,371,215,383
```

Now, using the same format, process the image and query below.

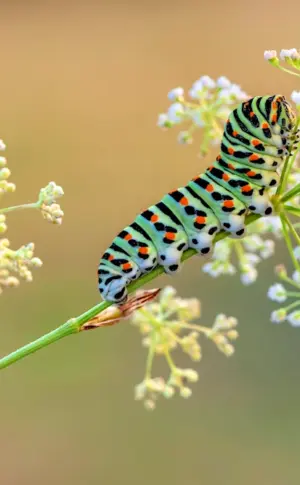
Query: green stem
0,213,260,371
145,331,156,380
280,213,300,272
281,183,300,204
284,205,300,217
285,300,300,312
287,291,300,298
277,64,300,78
283,213,300,246
0,202,39,214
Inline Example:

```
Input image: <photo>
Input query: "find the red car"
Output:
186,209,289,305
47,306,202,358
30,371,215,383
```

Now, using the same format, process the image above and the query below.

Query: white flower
264,50,277,61
177,131,193,145
243,234,264,251
292,270,300,284
244,253,261,266
167,103,185,123
294,246,300,260
216,76,231,89
0,140,6,150
291,91,300,106
213,240,231,262
266,216,282,237
189,80,204,99
229,84,248,100
271,308,287,323
267,283,287,303
189,76,215,99
287,310,300,327
260,239,275,259
240,264,257,285
280,48,299,60
218,88,233,102
202,262,223,277
224,263,236,275
199,75,215,89
167,87,184,101
157,113,170,128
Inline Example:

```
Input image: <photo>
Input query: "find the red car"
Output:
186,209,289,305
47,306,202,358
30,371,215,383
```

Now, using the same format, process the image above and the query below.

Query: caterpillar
98,95,298,304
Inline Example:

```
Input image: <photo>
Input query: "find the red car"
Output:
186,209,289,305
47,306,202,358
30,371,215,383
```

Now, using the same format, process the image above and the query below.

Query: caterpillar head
275,95,297,133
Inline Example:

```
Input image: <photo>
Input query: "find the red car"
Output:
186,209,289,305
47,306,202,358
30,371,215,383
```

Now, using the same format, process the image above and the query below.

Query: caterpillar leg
98,247,142,303
98,265,129,303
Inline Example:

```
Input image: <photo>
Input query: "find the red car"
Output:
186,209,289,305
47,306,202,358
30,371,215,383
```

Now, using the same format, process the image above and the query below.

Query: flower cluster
268,261,300,326
0,140,16,195
157,76,248,155
0,140,64,293
131,286,238,410
264,49,300,107
0,239,42,291
202,217,279,285
38,181,64,225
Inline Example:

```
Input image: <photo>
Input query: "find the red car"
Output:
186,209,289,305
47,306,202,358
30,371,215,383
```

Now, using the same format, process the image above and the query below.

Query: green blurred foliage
1,1,300,484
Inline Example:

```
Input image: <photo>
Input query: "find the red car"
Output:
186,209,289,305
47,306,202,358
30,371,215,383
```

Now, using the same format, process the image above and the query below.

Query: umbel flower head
0,140,64,293
0,239,42,292
38,181,64,224
131,286,238,410
157,75,248,155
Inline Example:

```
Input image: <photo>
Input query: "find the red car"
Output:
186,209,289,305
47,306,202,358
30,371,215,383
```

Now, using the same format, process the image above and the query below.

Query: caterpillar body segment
98,95,297,304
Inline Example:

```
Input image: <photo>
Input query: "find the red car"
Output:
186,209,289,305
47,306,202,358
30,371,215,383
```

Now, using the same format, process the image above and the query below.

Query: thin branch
0,213,260,370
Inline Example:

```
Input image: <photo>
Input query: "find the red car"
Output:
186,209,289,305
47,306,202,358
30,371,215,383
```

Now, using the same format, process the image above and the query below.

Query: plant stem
281,183,300,204
284,205,300,217
0,202,39,214
0,213,260,371
280,213,300,272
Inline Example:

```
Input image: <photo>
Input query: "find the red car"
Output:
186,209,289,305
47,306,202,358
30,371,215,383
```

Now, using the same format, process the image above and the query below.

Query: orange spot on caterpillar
249,154,259,161
228,163,235,170
180,197,188,206
124,233,132,240
206,184,214,192
272,114,277,123
252,139,261,146
139,247,149,255
262,122,269,129
233,130,238,137
228,147,235,155
246,170,256,177
216,155,221,161
272,102,277,109
222,173,230,181
122,262,132,270
151,214,159,222
196,216,206,224
250,111,255,118
108,254,114,261
223,200,234,208
241,184,252,193
165,232,175,240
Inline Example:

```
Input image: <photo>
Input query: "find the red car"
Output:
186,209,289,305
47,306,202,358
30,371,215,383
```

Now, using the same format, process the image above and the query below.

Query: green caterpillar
98,95,298,304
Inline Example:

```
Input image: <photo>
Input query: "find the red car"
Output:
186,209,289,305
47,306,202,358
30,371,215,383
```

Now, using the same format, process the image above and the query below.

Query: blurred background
1,1,300,484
